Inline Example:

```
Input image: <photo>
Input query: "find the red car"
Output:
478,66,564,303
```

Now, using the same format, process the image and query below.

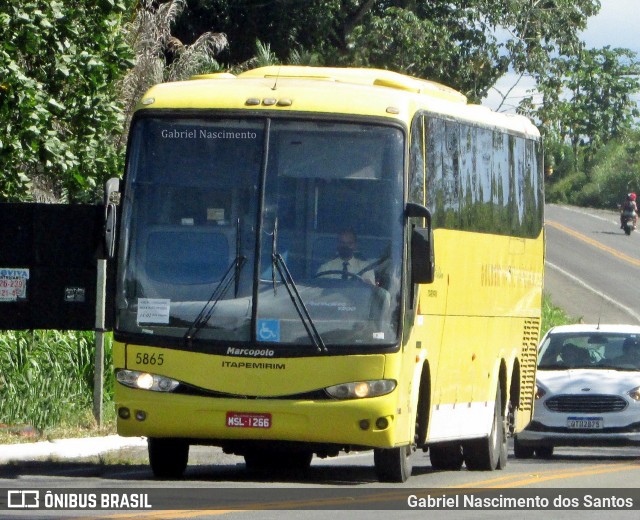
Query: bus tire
148,437,189,479
374,445,412,482
463,385,506,471
429,444,464,470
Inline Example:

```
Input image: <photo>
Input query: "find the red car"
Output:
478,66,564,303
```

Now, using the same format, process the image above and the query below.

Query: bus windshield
116,116,405,350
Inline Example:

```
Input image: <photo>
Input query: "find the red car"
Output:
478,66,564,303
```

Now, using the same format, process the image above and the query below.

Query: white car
514,323,640,458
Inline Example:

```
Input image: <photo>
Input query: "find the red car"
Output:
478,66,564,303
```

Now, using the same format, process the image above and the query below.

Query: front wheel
463,385,507,470
374,445,413,482
148,437,189,479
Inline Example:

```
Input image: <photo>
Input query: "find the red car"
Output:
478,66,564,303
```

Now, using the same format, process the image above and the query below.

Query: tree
118,0,227,143
172,0,600,102
484,0,601,111
0,1,133,202
521,46,640,172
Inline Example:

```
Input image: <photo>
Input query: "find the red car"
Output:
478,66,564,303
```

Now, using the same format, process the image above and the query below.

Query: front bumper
516,419,640,447
115,385,403,448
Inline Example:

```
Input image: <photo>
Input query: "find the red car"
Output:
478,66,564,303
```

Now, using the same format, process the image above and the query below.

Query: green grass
0,330,116,441
540,292,579,338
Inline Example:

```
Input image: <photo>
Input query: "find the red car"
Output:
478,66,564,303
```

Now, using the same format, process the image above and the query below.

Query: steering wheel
314,270,368,283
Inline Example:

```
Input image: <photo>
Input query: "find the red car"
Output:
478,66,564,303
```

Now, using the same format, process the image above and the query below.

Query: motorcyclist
620,192,638,229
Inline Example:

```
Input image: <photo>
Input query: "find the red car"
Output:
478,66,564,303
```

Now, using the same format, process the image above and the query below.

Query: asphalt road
544,204,640,324
1,443,639,519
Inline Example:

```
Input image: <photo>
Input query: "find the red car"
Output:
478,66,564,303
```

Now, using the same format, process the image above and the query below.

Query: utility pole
93,259,107,427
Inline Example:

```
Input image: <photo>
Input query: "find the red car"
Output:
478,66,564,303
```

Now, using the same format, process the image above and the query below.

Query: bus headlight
325,380,396,400
116,369,180,392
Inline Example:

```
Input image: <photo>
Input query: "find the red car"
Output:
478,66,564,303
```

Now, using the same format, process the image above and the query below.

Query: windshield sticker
137,298,170,324
207,208,225,222
307,301,356,312
0,268,29,301
257,319,281,342
373,332,385,340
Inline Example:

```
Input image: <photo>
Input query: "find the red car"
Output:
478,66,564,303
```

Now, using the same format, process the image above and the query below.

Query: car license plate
566,416,603,429
226,412,271,429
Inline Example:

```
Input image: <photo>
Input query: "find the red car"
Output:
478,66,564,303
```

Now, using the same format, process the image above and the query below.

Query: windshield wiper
183,255,246,346
184,220,247,346
269,217,327,353
272,252,327,353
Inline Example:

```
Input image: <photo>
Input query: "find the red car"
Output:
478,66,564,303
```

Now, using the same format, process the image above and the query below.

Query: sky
484,0,640,112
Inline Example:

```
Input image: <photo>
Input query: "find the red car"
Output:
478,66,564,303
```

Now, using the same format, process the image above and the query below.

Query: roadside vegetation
0,330,116,442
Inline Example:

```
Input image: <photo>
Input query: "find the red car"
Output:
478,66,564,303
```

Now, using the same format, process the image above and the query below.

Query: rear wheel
464,385,507,471
374,445,413,482
148,437,189,479
429,444,464,470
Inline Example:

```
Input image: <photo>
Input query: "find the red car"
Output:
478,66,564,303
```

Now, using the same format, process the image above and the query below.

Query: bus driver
317,230,376,284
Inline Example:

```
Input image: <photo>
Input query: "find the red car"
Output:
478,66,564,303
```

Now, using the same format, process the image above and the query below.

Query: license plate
226,412,271,429
567,416,603,429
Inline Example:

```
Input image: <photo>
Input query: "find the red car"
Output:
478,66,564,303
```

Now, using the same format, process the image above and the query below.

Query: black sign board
0,203,110,330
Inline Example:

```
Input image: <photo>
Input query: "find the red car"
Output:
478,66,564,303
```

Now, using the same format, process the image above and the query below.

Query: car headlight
534,381,547,400
627,386,640,401
116,369,180,392
325,379,396,400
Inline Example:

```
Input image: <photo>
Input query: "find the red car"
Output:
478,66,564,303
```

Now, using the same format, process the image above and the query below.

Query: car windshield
116,116,405,350
538,332,640,370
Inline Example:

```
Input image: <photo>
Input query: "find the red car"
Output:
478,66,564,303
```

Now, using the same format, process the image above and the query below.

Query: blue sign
257,319,280,342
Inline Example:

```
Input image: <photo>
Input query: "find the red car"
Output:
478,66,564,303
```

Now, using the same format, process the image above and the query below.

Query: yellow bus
108,66,543,482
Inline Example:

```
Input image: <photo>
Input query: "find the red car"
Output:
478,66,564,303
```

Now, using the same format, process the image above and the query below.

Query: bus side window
409,114,425,205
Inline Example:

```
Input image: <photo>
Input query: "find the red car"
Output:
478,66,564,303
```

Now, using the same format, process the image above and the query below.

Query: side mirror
411,227,435,284
104,178,121,259
406,202,435,284
405,202,432,223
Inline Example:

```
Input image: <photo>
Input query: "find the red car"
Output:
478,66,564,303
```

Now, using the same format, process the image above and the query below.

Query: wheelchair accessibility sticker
257,319,280,342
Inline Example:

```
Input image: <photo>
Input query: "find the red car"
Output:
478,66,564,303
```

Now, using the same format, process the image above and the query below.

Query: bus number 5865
135,353,164,366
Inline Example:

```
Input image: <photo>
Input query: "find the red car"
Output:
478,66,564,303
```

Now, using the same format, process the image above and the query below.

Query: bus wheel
463,385,507,471
513,437,534,459
374,445,413,482
148,437,189,479
429,444,463,470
